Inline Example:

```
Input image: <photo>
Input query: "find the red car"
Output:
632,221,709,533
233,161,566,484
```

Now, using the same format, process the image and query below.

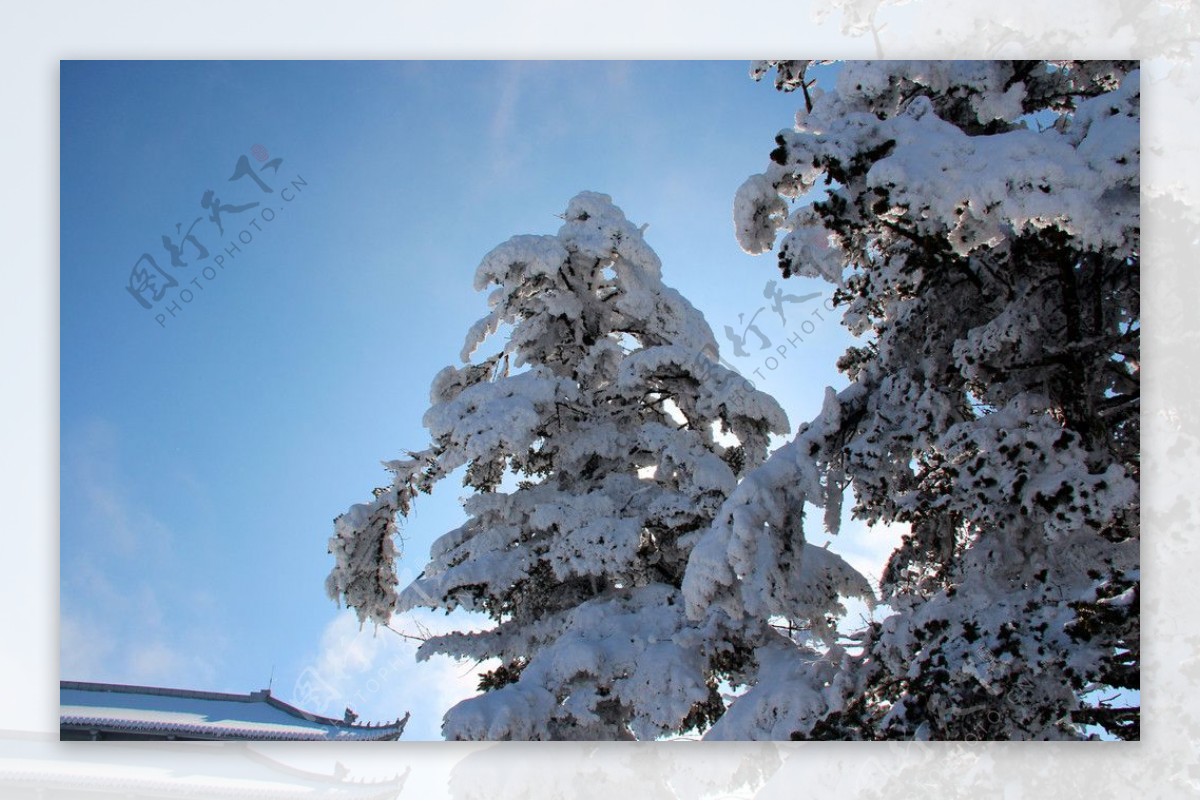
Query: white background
2,1,1194,797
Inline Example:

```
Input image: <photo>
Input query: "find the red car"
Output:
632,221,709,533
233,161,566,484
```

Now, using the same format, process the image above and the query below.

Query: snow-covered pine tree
327,192,798,739
687,61,1140,740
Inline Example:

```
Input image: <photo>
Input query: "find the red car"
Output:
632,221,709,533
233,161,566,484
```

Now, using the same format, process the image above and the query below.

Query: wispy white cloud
476,61,652,191
126,642,192,685
60,418,225,690
484,62,529,181
288,605,496,739
60,592,223,690
489,62,523,143
59,612,115,681
67,420,173,557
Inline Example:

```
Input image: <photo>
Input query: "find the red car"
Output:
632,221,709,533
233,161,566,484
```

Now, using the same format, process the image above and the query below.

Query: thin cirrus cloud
60,418,226,690
66,420,173,558
482,61,640,184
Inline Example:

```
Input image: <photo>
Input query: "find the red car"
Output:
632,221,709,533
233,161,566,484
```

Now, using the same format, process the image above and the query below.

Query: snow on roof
61,682,408,741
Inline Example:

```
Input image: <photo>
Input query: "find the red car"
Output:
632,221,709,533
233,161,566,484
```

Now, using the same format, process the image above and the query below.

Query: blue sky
60,60,883,740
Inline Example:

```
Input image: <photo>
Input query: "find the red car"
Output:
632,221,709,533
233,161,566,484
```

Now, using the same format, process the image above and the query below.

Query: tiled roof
61,681,408,741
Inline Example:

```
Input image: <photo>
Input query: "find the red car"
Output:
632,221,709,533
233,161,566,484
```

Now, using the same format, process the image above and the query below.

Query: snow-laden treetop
328,192,807,739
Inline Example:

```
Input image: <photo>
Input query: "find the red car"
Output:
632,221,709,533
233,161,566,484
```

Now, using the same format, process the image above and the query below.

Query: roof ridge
61,681,261,705
61,681,409,740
